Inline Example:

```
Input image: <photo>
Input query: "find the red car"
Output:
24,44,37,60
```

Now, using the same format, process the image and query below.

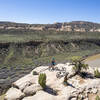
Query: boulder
31,66,48,74
12,74,38,91
4,87,25,100
91,88,98,94
23,84,42,96
85,79,100,90
84,98,88,100
87,66,94,74
22,90,57,100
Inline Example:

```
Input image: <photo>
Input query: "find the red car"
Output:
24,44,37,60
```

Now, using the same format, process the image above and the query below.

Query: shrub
38,73,46,89
33,71,38,75
95,95,100,100
94,69,100,78
72,58,88,75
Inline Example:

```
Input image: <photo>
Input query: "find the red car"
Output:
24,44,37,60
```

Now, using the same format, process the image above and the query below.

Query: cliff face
0,40,100,66
0,21,100,32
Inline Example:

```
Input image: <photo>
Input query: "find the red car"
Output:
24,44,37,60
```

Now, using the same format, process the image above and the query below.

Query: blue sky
0,0,100,24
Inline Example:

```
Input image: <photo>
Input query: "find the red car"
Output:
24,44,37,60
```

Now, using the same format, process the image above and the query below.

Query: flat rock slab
22,90,57,100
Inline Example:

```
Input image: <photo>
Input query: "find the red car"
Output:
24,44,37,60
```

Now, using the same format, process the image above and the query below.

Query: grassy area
33,48,100,66
0,30,100,43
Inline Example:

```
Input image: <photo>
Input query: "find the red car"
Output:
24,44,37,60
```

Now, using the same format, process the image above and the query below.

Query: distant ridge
0,21,100,32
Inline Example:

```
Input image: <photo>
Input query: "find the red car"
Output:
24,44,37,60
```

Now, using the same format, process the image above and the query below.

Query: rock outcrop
0,21,100,32
4,87,25,100
4,63,100,100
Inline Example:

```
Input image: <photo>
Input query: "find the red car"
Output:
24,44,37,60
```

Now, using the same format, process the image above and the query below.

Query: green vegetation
38,73,46,89
0,46,99,68
94,69,100,78
4,47,14,64
33,71,38,75
0,30,100,43
95,95,100,100
72,58,88,75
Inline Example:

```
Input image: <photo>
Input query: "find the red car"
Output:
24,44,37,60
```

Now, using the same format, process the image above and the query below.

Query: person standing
51,58,56,70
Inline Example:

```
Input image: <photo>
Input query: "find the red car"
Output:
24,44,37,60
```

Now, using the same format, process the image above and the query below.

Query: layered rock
1,21,100,32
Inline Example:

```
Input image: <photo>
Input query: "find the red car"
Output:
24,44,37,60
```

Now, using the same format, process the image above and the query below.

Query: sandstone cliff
0,21,100,32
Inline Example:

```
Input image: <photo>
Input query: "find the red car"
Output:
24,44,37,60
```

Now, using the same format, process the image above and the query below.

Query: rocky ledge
4,63,100,100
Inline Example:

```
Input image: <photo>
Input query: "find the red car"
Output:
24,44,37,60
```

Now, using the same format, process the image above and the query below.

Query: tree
71,58,88,75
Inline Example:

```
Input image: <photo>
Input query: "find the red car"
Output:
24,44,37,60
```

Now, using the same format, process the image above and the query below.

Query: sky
0,0,100,24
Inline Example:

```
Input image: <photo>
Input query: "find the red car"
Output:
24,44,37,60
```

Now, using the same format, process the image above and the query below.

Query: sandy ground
0,94,5,100
85,54,100,62
85,54,100,67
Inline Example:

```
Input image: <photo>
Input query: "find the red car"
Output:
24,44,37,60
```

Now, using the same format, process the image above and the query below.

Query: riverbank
85,53,100,62
85,53,100,68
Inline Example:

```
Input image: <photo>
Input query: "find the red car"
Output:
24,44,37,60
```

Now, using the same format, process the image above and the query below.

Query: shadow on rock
80,72,94,79
63,82,75,88
44,86,57,96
